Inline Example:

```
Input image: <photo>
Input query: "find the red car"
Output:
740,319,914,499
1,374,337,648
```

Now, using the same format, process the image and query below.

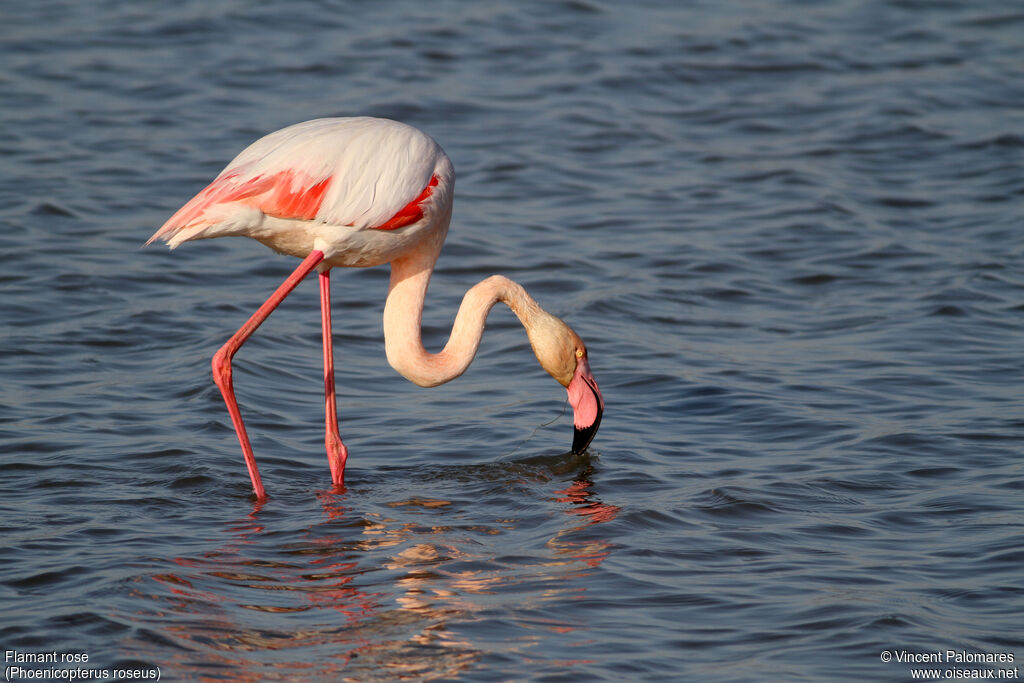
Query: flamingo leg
212,249,326,499
319,268,348,488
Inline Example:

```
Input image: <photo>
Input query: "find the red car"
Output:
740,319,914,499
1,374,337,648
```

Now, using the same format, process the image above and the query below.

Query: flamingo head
527,314,604,454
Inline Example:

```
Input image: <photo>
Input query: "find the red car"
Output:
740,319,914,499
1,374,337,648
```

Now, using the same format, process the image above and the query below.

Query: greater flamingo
148,117,603,499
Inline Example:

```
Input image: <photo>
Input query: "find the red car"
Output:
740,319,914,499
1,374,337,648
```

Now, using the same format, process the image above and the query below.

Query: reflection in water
122,465,619,681
550,478,620,570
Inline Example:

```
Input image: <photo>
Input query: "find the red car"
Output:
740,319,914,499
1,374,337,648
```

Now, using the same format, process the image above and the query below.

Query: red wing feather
372,175,439,230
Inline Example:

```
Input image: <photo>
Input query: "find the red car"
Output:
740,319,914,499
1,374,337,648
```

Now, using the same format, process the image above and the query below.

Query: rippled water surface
2,1,1023,681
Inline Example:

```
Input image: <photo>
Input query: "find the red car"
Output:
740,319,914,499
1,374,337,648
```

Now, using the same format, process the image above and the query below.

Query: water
2,1,1022,680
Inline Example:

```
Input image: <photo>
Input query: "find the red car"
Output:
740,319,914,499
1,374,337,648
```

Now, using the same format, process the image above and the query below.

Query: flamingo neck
383,250,543,388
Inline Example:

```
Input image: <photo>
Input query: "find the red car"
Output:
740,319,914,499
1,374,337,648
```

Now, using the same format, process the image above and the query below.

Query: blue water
2,1,1023,681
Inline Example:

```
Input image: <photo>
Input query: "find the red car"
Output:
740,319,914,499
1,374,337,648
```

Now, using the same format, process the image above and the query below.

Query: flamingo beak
567,355,604,454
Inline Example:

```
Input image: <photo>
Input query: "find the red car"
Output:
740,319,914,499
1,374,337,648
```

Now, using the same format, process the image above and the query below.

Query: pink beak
567,356,604,454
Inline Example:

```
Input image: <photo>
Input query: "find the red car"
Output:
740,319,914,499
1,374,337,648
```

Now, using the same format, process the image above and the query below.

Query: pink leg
319,269,348,488
212,250,325,500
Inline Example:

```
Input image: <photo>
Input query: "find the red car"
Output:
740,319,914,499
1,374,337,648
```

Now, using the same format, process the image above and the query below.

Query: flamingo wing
147,117,446,248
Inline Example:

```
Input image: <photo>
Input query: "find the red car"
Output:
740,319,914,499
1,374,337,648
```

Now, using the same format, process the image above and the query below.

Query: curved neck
383,249,542,387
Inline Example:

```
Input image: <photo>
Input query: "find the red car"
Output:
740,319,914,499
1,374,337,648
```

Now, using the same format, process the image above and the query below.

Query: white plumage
148,117,454,265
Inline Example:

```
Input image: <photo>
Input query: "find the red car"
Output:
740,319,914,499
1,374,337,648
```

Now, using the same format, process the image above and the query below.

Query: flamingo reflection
125,470,618,680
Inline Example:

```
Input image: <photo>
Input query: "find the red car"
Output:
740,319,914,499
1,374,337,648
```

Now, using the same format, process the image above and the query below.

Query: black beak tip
571,410,603,455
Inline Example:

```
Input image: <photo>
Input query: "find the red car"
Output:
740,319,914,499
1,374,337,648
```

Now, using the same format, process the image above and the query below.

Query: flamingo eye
575,349,584,358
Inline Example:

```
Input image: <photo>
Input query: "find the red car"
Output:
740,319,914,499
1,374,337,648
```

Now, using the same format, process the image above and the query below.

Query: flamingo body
149,117,603,499
149,117,453,268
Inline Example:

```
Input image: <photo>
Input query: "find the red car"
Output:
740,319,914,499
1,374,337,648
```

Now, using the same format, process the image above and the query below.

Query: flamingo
147,117,604,500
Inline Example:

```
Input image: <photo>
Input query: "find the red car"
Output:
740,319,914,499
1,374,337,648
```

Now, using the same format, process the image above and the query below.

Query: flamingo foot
326,434,348,489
